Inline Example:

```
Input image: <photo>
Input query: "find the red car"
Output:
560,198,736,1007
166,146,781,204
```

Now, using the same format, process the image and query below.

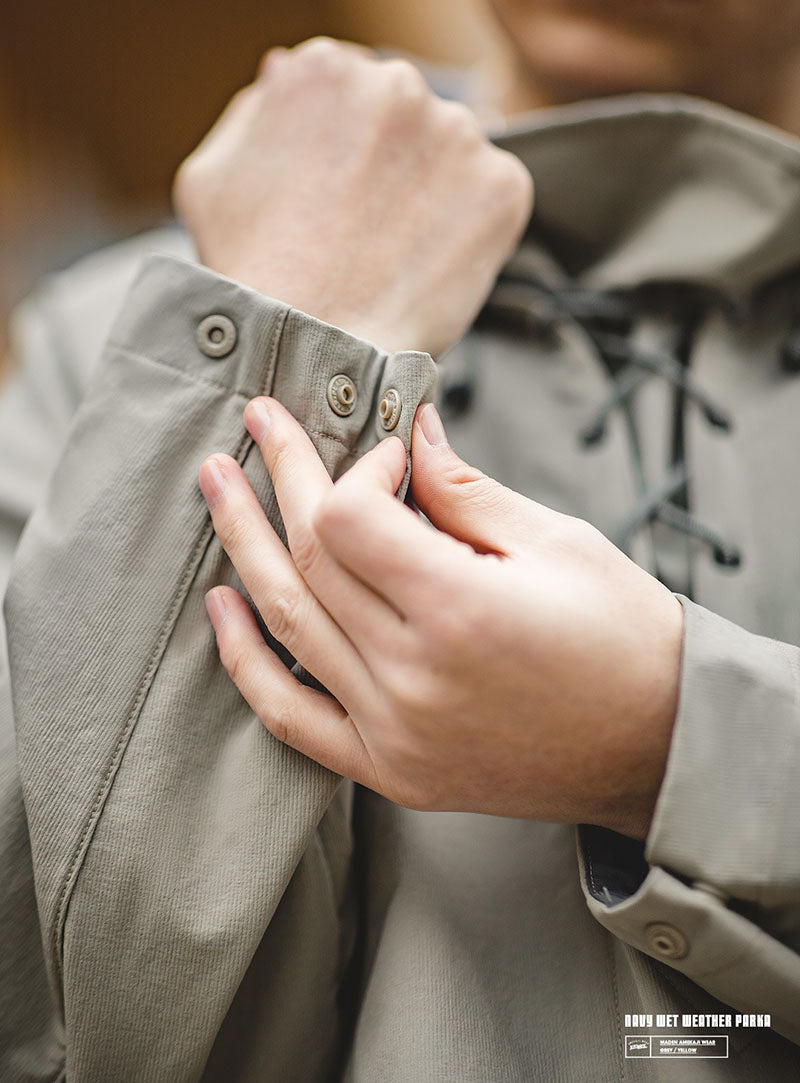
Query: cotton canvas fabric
1,94,799,1081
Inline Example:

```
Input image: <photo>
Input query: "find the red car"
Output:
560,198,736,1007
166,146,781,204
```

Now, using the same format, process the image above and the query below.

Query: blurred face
487,0,800,110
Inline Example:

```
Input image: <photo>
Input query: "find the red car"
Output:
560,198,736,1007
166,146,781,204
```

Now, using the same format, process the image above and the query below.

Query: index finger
317,440,475,620
243,395,409,638
243,397,334,535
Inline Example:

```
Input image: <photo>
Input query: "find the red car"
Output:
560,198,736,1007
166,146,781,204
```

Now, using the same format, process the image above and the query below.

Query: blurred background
0,0,491,364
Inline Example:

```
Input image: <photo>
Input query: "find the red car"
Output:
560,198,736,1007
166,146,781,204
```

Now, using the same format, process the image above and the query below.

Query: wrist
207,258,415,353
591,593,684,841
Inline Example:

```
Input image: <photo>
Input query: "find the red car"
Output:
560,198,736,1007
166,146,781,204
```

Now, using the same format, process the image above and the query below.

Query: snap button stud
378,388,402,431
645,922,688,961
327,374,357,417
197,314,237,359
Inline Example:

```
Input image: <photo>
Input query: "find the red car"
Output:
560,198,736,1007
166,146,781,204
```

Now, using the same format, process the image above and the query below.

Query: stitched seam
106,341,260,399
585,836,600,898
298,428,361,456
259,310,284,396
260,309,364,456
52,315,289,983
52,512,219,978
107,347,367,455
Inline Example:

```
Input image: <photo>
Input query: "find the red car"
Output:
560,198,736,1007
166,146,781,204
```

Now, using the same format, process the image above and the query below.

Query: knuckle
290,525,325,581
172,155,200,210
266,435,295,484
383,56,426,87
542,509,600,557
439,465,511,519
381,664,419,713
470,475,512,516
172,157,190,198
256,45,287,79
298,35,338,54
437,99,481,138
296,36,348,70
383,660,443,717
442,457,490,490
381,58,429,105
492,152,535,215
475,479,513,521
264,583,304,646
227,83,259,113
173,86,256,208
394,680,433,719
568,515,604,550
216,510,251,555
313,488,353,542
265,701,296,746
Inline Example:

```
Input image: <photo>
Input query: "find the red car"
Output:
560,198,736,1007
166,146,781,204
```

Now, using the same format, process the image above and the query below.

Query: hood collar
494,94,800,297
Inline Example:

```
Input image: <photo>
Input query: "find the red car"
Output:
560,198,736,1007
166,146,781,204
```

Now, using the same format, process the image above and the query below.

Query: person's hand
173,38,533,356
198,399,683,840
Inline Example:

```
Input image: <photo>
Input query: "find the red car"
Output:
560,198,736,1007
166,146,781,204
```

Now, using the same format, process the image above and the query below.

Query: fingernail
417,403,448,447
205,587,228,631
244,398,271,444
199,455,228,508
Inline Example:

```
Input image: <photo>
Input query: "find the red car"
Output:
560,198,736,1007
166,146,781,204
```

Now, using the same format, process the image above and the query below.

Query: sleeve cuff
107,253,438,487
580,595,800,909
576,597,800,1040
646,596,800,905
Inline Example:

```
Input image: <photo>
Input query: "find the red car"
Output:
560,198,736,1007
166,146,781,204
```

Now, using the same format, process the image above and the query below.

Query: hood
494,94,800,297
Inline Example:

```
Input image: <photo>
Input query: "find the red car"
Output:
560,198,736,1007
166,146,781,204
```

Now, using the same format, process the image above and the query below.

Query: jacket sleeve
1,251,436,1082
0,267,125,1083
579,594,800,1044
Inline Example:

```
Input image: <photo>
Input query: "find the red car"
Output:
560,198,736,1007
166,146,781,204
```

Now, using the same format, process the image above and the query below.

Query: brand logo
625,1035,729,1060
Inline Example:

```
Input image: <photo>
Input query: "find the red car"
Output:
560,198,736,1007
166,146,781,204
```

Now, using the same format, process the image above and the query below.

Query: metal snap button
327,374,357,417
378,387,402,431
645,922,689,960
196,314,237,359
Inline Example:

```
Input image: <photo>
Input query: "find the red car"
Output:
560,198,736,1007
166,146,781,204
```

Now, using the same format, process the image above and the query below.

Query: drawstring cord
578,330,732,445
611,462,740,567
477,275,742,569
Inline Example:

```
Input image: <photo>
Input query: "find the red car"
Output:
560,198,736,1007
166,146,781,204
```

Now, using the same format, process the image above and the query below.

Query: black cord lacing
478,275,742,570
578,330,732,445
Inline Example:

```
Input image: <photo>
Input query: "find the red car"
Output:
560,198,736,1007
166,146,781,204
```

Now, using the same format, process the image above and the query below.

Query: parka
1,93,799,1081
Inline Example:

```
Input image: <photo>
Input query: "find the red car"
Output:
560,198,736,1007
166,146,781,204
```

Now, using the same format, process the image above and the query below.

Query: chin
501,8,698,102
530,53,688,101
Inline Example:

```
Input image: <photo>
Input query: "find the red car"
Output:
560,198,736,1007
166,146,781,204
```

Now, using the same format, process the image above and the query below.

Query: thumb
410,403,535,554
